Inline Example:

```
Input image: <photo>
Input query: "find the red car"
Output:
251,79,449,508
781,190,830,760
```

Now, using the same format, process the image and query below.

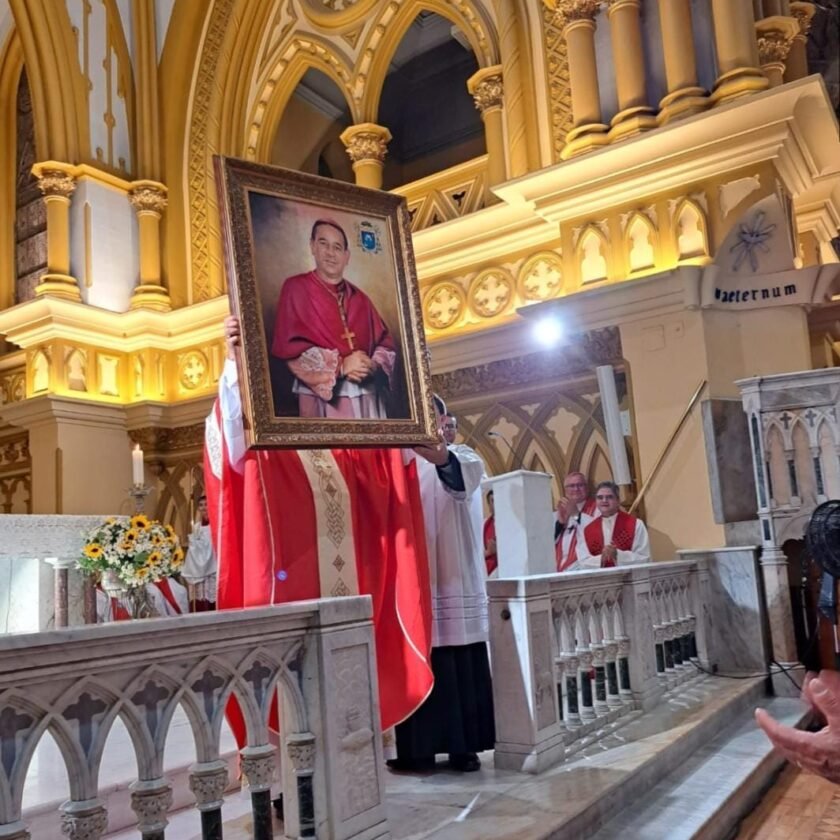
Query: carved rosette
129,184,168,216
340,124,392,164
286,731,317,774
129,780,173,833
37,169,76,200
240,745,276,792
189,762,230,810
472,73,504,113
59,802,109,840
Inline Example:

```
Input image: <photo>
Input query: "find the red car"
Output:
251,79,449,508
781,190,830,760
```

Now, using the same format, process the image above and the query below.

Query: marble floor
97,675,799,840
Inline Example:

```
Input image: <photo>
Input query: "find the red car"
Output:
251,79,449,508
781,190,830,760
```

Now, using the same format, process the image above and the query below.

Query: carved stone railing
488,559,710,773
0,597,388,840
391,155,488,232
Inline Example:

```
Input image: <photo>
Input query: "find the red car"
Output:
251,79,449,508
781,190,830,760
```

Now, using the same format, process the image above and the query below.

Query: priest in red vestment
205,317,433,748
574,480,651,569
555,471,600,571
271,219,397,419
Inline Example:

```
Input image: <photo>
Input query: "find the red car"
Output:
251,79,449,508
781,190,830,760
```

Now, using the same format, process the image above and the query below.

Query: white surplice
182,521,218,601
412,443,488,648
573,513,651,570
556,502,600,567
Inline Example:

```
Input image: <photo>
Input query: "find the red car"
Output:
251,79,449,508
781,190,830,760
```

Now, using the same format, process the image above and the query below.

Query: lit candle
132,443,144,486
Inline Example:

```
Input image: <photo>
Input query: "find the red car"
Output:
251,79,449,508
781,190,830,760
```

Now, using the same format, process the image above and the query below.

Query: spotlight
533,316,564,347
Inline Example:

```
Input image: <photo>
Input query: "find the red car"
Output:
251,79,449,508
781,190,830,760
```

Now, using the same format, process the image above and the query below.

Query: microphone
487,431,519,470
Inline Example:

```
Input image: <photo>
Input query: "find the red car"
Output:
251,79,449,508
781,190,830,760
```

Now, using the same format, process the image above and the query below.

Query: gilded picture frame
214,155,438,449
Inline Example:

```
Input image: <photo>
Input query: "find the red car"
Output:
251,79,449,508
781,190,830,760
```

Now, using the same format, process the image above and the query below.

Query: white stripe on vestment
298,449,359,598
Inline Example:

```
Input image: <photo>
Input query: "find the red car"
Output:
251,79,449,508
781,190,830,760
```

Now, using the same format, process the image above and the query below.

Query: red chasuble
271,272,396,360
556,497,598,571
204,402,433,745
582,511,638,567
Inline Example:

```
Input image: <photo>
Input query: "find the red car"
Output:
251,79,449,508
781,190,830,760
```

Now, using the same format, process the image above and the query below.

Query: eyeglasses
565,482,586,489
595,495,616,501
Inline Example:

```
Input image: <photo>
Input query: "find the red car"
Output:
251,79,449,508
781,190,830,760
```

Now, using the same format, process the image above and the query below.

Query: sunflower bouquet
77,514,185,589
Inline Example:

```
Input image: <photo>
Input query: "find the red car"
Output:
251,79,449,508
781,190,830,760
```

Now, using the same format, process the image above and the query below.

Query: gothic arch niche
270,68,354,183
817,420,840,498
376,11,485,189
14,67,46,304
625,212,656,273
577,225,609,284
791,421,816,504
674,199,709,261
766,424,789,506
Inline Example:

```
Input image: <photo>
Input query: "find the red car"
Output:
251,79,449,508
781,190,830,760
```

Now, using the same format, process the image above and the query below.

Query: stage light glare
533,316,564,347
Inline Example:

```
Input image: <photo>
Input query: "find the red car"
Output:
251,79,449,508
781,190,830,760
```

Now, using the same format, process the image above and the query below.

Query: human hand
413,433,449,466
602,544,618,565
556,497,574,525
755,670,840,783
341,350,373,383
224,316,240,360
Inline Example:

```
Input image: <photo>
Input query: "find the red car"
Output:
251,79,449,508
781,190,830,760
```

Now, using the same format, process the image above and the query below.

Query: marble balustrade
0,597,389,840
488,558,711,773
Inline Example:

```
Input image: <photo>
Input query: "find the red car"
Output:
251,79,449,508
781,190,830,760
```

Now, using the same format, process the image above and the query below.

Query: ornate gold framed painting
214,156,437,448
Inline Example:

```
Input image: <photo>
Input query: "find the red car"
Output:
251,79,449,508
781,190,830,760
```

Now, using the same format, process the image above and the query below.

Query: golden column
339,123,392,191
709,0,769,104
556,0,609,159
129,181,171,312
606,0,656,141
656,0,709,123
467,65,507,195
32,164,80,302
756,16,800,87
785,2,816,82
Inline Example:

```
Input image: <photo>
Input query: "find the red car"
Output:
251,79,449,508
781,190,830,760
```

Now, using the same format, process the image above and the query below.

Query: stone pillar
605,0,656,141
240,744,275,840
709,0,769,104
188,760,229,840
339,123,391,191
129,181,171,312
468,65,506,198
46,556,75,627
0,823,30,840
656,0,709,123
285,733,316,839
756,16,799,86
32,165,80,302
557,0,609,159
59,799,108,840
482,470,556,577
129,778,172,840
785,2,816,82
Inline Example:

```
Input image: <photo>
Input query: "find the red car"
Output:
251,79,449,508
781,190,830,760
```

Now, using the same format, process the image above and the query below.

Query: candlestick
132,443,144,486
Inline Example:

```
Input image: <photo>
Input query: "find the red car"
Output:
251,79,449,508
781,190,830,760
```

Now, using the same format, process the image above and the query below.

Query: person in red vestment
271,219,397,419
206,316,433,752
555,471,599,571
483,490,497,576
575,481,651,569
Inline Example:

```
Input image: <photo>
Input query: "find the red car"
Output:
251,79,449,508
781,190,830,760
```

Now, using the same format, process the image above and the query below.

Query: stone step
589,694,811,840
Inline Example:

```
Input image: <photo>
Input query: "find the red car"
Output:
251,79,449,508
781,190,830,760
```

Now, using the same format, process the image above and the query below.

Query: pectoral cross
336,290,356,350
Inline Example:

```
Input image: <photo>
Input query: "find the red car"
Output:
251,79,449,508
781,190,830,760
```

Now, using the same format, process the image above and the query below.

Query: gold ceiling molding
431,325,622,399
300,0,379,30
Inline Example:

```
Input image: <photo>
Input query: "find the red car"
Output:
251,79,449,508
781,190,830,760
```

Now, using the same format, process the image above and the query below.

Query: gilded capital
757,32,793,64
468,66,504,113
790,2,816,37
339,123,392,164
129,180,168,214
36,169,76,199
555,0,602,24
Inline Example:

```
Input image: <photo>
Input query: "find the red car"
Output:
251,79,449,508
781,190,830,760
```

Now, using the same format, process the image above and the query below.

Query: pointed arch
7,0,89,161
625,212,657,273
674,198,709,261
791,420,815,503
248,39,357,163
359,0,499,122
577,224,609,284
0,28,24,312
766,422,788,506
817,419,840,498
